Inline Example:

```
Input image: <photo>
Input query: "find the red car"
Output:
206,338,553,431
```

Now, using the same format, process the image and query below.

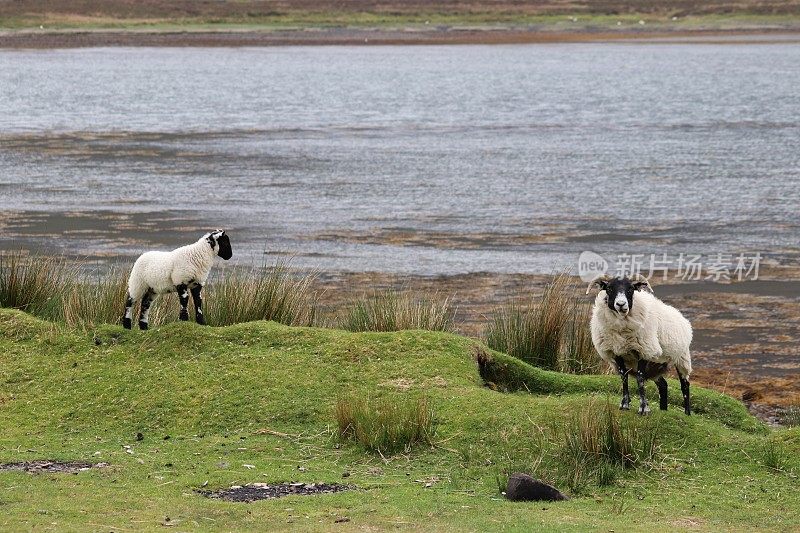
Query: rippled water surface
1,44,798,273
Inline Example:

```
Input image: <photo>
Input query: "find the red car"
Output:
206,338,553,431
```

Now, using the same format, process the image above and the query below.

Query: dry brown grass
486,272,605,374
336,290,455,333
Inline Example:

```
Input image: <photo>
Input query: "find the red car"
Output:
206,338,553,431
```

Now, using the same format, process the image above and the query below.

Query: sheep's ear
632,280,653,293
596,279,609,291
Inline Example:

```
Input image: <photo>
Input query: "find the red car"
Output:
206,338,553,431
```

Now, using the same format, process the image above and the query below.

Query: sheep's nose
616,302,628,310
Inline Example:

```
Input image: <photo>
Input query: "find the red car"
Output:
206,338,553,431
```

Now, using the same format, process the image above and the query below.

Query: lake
1,44,798,274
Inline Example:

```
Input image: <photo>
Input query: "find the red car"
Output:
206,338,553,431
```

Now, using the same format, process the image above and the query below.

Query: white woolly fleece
128,235,217,299
590,290,693,378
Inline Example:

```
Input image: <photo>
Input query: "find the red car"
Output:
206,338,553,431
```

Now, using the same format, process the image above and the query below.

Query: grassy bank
0,308,798,531
3,14,799,31
2,0,800,33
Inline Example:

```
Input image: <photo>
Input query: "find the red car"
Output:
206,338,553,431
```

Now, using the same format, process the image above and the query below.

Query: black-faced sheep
587,274,693,415
122,230,232,330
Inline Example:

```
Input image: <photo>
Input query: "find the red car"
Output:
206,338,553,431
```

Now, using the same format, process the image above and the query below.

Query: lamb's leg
656,376,668,411
614,356,631,410
677,371,691,416
190,284,206,325
122,292,134,330
176,284,189,321
635,360,650,415
138,290,154,330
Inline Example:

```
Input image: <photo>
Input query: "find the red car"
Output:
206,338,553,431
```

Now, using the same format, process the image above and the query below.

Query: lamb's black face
216,233,232,260
207,230,233,260
596,277,648,315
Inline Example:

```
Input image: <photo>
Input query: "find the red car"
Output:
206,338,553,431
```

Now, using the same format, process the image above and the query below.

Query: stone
505,473,568,502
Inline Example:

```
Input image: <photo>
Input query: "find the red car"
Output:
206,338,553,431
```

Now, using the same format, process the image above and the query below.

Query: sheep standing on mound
587,274,693,415
122,230,232,330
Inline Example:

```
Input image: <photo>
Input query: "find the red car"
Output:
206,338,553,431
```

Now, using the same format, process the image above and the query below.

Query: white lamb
587,274,693,415
122,230,232,330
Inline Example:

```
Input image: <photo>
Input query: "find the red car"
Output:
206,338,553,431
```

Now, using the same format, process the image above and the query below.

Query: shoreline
2,27,800,48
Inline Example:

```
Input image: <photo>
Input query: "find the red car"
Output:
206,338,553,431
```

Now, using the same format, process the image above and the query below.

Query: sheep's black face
207,230,233,260
597,277,648,316
216,233,232,260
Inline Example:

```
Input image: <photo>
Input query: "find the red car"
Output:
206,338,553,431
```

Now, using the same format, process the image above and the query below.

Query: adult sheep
122,230,232,330
587,274,693,415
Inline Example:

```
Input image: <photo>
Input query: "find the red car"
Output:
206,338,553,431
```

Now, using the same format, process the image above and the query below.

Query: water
1,44,799,274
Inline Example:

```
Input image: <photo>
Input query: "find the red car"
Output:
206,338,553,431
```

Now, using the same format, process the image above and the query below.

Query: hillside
0,308,798,531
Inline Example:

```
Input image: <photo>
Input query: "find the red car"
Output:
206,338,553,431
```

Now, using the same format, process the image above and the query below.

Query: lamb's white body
590,290,692,378
128,239,215,300
122,230,231,330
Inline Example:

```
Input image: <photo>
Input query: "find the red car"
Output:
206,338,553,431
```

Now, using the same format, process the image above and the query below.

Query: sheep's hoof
138,321,148,331
638,405,651,416
619,402,630,411
179,312,189,321
122,318,132,330
196,315,206,326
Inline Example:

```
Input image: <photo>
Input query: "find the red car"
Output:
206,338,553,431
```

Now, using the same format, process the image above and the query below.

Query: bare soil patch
0,460,108,474
198,482,352,502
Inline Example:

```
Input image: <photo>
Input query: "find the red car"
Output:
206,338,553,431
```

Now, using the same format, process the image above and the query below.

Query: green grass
1,308,798,531
335,394,435,455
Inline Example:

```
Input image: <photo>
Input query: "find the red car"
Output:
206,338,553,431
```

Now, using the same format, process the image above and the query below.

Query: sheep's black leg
139,290,154,330
190,284,206,325
614,356,631,410
635,360,650,415
678,371,691,416
122,292,133,330
176,284,189,321
656,376,668,411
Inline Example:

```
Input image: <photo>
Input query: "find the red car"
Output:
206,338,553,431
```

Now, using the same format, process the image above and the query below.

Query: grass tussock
204,263,319,327
0,252,70,320
762,438,788,472
782,403,800,427
63,267,129,329
334,394,435,455
493,396,661,494
336,290,455,333
485,272,606,374
556,397,659,490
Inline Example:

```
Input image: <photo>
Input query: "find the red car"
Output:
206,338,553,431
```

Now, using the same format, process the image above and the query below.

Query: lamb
122,230,232,330
587,274,693,415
